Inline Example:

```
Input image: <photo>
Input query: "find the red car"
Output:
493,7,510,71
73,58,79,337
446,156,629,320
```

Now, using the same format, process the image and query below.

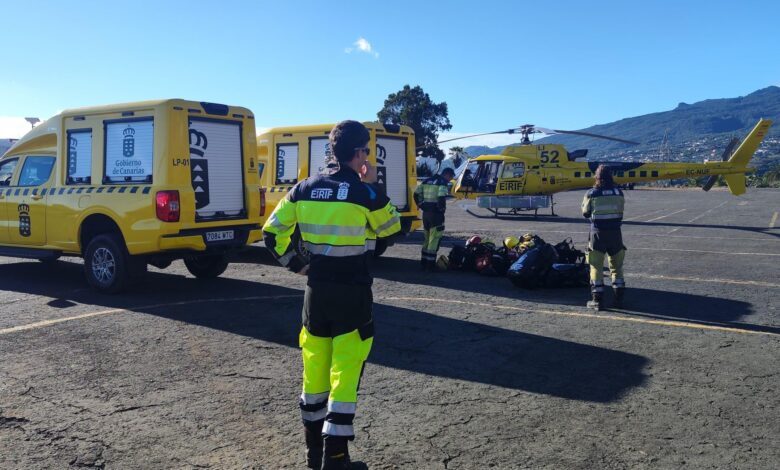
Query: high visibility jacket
581,186,625,230
262,167,401,284
414,175,449,213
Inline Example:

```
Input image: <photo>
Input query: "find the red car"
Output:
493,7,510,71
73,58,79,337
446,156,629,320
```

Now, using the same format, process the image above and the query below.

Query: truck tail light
156,190,180,222
259,188,266,216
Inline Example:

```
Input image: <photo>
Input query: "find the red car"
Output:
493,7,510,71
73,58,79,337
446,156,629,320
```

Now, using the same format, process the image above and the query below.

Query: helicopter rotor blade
545,128,640,145
428,129,520,147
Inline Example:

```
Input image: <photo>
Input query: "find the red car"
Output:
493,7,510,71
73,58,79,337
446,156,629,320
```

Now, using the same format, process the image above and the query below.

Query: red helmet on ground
466,236,482,248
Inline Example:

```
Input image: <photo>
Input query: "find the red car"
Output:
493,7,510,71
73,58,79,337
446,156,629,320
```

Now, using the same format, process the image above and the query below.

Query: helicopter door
497,162,526,195
454,161,479,194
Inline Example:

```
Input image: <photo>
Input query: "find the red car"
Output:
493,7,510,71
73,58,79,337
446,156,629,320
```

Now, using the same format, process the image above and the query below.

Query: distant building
1,139,18,156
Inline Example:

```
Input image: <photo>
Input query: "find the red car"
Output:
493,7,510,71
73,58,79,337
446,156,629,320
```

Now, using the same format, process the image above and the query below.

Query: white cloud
0,117,37,139
344,37,379,58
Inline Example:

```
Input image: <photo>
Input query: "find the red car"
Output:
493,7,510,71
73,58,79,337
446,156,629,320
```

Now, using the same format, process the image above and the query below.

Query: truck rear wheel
292,229,312,264
84,234,130,294
184,254,229,279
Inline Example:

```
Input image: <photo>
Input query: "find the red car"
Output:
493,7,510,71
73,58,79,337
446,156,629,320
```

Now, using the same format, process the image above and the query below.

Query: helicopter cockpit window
501,162,525,179
459,161,479,189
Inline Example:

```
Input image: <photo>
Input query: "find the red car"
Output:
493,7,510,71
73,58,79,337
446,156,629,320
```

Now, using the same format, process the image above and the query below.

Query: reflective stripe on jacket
414,175,449,213
262,167,401,284
581,186,625,230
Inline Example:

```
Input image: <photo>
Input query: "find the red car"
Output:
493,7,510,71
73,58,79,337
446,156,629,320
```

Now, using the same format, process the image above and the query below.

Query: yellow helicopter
440,119,772,216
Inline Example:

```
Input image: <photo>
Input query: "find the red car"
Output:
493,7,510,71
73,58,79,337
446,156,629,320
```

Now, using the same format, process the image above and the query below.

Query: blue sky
2,0,779,147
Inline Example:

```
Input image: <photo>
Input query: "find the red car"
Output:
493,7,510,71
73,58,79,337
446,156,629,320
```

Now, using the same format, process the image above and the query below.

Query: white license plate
205,230,235,242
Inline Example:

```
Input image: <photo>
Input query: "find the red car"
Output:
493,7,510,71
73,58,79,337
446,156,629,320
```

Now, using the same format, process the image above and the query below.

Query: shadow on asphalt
613,288,779,335
1,260,648,402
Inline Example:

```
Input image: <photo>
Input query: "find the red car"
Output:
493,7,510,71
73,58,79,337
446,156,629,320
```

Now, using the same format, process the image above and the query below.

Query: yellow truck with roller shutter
0,99,265,293
257,122,421,257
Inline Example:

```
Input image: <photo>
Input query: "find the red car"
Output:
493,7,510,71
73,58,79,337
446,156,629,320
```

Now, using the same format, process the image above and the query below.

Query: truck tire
184,254,229,279
83,234,130,294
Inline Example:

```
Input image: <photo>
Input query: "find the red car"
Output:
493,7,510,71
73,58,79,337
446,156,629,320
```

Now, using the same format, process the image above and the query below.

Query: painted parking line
630,247,780,256
623,209,667,222
771,212,778,229
0,295,302,336
644,208,687,222
629,273,780,289
669,201,729,234
480,229,778,243
380,297,780,337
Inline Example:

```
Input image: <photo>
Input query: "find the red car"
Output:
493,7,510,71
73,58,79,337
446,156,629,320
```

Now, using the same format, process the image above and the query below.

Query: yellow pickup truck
0,99,265,293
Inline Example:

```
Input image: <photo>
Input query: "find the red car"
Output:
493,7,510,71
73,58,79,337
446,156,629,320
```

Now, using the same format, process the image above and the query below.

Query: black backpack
553,238,585,264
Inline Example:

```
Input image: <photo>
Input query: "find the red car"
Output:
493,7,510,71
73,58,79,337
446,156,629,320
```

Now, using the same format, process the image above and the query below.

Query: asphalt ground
1,188,778,469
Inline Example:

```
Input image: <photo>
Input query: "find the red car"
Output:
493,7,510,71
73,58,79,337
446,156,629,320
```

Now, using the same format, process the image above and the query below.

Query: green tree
378,85,452,162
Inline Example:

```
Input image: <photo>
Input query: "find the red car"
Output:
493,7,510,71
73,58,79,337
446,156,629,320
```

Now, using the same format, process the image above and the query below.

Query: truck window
501,162,525,178
376,136,409,210
104,118,154,184
67,130,93,184
257,161,265,180
308,137,333,177
188,118,245,219
276,143,299,184
18,157,56,187
0,158,19,186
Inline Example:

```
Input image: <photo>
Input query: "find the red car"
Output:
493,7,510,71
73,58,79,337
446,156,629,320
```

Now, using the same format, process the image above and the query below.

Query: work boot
304,422,324,469
322,436,351,470
613,287,625,308
586,292,603,311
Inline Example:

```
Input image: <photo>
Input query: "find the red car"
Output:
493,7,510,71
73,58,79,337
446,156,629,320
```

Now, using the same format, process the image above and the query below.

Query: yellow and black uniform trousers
262,167,401,451
581,186,626,294
413,175,449,269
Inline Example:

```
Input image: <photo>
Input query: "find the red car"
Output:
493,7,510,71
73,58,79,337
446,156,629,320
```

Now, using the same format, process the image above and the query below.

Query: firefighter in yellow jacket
581,165,626,310
262,121,401,470
413,168,454,271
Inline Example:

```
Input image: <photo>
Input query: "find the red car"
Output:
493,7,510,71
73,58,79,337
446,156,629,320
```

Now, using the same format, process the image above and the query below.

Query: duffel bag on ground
544,262,589,287
507,243,557,288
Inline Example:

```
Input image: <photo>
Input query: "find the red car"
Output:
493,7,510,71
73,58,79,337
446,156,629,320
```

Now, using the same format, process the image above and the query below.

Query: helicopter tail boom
727,119,772,167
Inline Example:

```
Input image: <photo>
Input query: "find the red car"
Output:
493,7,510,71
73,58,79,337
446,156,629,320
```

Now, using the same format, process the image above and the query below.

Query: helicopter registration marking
685,168,711,176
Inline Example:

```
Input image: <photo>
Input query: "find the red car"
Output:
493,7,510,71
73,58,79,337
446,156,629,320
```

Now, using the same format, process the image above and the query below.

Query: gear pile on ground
442,234,589,288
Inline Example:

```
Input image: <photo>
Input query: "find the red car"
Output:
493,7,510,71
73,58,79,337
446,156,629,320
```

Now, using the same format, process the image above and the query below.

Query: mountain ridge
463,86,780,161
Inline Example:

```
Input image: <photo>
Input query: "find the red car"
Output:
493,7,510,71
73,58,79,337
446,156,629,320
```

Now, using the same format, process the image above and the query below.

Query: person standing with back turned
414,167,455,271
581,164,626,310
262,120,401,469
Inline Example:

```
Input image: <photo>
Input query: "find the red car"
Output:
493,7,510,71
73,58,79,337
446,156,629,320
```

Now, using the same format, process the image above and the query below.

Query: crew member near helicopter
262,120,401,469
414,167,455,271
581,165,626,310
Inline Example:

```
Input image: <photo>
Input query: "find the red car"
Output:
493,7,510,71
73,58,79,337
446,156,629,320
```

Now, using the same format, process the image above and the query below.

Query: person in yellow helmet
263,120,401,470
581,165,626,310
